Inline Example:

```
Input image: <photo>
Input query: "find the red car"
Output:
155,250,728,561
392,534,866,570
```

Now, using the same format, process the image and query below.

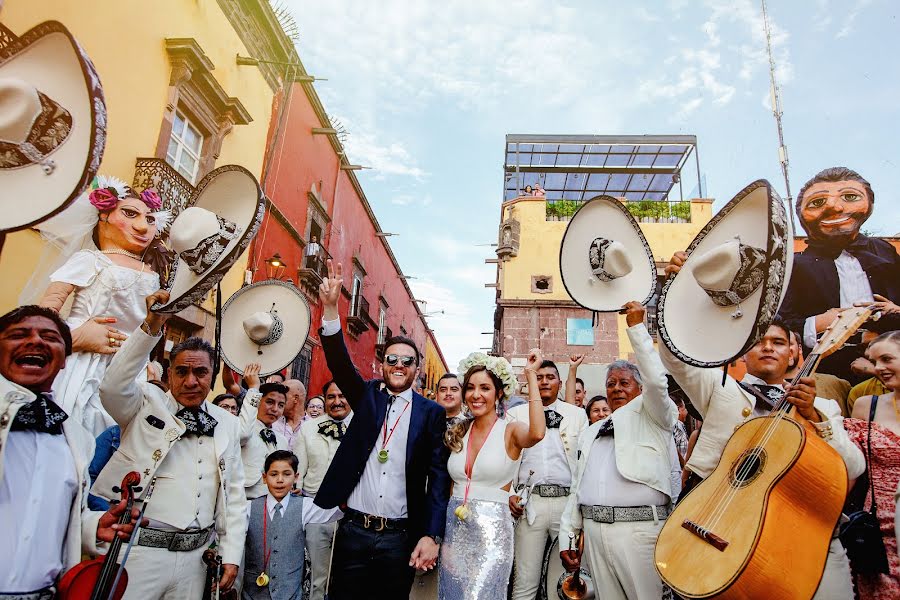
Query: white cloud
836,0,873,38
332,116,428,181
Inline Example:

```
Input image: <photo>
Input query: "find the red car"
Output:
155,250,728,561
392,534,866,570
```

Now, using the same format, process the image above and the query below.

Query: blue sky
283,0,900,369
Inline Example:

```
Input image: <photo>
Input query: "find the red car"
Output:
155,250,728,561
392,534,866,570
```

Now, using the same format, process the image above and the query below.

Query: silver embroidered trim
533,484,570,497
137,526,213,551
580,503,671,523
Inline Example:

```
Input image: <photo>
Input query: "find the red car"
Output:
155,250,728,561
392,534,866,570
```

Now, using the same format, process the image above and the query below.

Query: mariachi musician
0,306,141,599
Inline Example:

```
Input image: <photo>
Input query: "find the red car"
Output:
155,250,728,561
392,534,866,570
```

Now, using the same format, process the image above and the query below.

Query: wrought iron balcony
133,157,195,219
375,326,393,361
297,243,332,296
347,295,371,336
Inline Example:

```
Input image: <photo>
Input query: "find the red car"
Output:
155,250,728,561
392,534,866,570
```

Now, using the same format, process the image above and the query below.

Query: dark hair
322,379,337,397
0,305,72,355
383,335,420,365
445,364,506,453
213,393,237,406
539,360,559,376
868,330,900,349
575,377,585,389
796,167,874,233
267,372,286,383
170,337,215,366
264,449,299,473
260,382,288,397
438,373,460,385
92,191,174,277
584,395,608,416
766,317,792,342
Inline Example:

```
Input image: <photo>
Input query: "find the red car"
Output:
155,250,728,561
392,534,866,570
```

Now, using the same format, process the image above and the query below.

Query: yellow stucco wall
422,334,448,398
0,0,275,313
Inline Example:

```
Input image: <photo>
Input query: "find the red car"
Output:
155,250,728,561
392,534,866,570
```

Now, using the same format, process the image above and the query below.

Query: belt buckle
167,531,182,551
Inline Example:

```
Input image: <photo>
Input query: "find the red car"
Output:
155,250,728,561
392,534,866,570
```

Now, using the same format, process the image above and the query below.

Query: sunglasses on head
385,354,416,367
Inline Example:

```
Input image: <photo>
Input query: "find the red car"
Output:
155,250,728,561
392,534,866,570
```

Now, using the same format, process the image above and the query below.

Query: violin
202,547,238,600
58,472,142,600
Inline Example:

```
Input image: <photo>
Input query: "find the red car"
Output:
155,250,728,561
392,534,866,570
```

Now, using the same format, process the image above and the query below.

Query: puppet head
795,167,874,246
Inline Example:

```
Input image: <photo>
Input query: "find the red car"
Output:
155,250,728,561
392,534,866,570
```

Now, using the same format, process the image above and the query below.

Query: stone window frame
156,39,253,181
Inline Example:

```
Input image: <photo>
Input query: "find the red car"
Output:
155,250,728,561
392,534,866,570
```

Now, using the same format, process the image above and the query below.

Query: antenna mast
760,0,792,203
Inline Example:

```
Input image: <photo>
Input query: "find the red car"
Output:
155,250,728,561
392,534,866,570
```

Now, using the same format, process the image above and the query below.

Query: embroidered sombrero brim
220,280,311,377
152,165,265,313
0,21,106,232
559,195,657,312
657,179,794,367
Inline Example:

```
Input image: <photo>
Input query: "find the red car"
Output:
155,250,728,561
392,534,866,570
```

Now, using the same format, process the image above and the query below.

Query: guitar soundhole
729,448,767,488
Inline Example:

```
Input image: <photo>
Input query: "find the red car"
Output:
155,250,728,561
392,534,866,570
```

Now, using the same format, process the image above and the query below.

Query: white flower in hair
94,175,130,199
152,209,172,232
457,352,518,400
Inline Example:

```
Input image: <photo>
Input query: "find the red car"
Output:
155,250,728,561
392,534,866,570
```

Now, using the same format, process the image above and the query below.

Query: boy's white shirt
245,492,343,527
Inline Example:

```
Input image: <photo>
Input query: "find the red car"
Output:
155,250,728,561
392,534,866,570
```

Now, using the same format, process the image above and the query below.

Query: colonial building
0,0,297,372
492,134,713,396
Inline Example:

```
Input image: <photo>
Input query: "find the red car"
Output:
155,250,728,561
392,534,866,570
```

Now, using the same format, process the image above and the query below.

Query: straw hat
0,21,106,232
559,195,656,312
152,165,265,313
220,280,311,377
657,179,793,367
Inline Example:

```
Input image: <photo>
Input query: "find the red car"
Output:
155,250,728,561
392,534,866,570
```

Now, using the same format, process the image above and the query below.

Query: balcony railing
347,295,371,336
133,157,195,219
297,244,333,295
545,199,692,223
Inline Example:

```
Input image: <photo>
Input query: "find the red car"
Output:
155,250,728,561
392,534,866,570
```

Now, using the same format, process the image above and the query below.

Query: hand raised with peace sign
319,259,343,320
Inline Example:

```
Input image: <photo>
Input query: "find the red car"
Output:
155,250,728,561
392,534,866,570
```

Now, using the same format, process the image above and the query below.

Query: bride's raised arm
509,347,546,450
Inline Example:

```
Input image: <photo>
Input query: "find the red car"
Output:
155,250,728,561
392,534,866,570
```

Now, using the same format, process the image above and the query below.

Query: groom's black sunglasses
385,354,416,367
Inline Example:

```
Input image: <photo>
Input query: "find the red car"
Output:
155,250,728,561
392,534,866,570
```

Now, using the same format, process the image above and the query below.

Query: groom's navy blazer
314,328,451,543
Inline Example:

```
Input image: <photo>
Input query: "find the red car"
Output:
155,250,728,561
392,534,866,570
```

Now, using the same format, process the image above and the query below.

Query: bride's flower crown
88,175,170,229
457,352,518,400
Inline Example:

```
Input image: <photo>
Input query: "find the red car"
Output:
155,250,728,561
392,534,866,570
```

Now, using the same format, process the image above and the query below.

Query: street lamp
265,253,287,280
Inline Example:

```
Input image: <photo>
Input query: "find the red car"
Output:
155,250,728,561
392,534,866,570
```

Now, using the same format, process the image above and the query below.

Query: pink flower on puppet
88,188,119,211
140,190,162,211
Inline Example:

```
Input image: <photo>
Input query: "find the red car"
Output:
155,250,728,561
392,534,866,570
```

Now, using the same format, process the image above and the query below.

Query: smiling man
294,380,353,600
240,364,290,501
779,166,900,382
436,373,463,426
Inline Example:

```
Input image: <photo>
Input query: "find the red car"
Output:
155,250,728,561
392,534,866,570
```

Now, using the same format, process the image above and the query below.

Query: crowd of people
2,99,900,600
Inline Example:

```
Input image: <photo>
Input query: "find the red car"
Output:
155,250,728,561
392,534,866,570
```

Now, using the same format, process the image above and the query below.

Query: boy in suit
243,450,340,600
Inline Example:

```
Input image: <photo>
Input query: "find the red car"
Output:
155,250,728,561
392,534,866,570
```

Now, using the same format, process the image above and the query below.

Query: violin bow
106,477,157,600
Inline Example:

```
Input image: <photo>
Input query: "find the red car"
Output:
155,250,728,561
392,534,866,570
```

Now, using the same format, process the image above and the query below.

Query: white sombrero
220,280,311,377
559,195,656,312
0,21,106,232
658,179,794,367
152,165,265,313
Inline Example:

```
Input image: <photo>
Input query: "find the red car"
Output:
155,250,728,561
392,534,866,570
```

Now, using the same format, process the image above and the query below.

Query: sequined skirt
439,496,513,600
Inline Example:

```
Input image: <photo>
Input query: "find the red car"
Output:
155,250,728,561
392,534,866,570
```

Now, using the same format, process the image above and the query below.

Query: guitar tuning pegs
111,486,122,493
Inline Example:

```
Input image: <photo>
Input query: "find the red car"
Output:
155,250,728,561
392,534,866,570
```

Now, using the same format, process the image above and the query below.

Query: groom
314,260,450,599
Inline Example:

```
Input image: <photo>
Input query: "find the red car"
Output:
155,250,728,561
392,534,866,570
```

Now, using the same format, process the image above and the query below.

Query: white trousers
121,544,207,600
582,518,663,600
812,538,854,600
511,494,567,600
305,520,337,600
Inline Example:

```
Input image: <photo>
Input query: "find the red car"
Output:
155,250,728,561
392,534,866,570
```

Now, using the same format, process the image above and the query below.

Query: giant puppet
779,166,900,383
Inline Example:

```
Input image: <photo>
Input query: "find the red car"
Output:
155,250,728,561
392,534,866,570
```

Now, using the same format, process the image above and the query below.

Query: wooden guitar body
655,415,848,599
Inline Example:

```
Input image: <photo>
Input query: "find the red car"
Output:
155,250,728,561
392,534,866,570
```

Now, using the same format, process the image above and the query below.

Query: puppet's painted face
97,199,159,253
799,180,871,243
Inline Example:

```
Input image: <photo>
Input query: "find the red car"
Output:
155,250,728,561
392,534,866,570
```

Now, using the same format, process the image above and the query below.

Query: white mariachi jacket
293,413,352,497
0,375,104,572
93,328,248,564
508,396,588,488
239,388,288,499
658,343,865,482
560,324,679,543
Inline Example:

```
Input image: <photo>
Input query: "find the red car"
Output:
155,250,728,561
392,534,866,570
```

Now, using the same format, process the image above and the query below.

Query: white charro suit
560,323,677,600
239,388,288,500
0,376,104,586
659,343,864,600
94,328,247,599
293,413,352,600
508,395,587,599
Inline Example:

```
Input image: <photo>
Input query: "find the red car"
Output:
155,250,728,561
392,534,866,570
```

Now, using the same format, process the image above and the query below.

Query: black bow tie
260,427,277,445
176,407,217,437
11,392,67,435
318,419,346,440
595,418,614,438
545,409,563,429
739,382,784,410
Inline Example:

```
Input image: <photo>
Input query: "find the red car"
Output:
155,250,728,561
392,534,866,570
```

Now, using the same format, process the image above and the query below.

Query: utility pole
761,0,792,203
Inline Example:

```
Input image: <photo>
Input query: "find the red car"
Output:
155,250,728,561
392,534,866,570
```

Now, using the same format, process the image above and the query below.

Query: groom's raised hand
319,259,343,320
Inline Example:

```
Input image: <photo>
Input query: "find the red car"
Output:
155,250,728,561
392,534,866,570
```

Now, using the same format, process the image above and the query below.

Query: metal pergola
503,134,702,203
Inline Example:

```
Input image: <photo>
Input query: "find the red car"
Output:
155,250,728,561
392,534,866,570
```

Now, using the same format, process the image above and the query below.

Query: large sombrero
559,195,656,312
0,20,106,232
220,280,311,377
658,179,793,367
152,165,265,313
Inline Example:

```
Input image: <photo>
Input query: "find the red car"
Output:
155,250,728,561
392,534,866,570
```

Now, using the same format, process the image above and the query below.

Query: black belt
0,589,54,600
137,525,213,551
344,507,408,532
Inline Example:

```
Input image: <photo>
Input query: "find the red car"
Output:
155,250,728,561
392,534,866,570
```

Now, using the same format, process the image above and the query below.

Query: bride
439,348,546,599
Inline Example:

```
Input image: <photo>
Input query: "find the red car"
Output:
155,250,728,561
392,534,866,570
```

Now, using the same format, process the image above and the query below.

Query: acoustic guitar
654,306,874,599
